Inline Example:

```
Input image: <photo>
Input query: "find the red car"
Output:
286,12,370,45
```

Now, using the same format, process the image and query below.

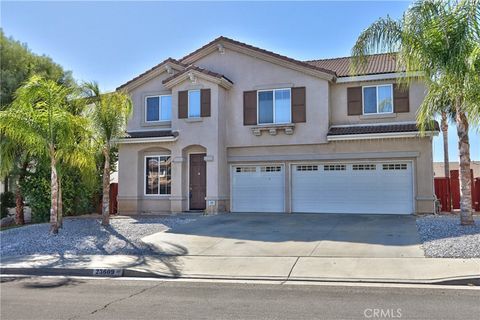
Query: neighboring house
116,36,438,216
434,161,480,178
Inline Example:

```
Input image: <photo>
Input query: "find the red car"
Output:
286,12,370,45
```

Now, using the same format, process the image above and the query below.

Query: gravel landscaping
0,217,195,256
416,215,480,258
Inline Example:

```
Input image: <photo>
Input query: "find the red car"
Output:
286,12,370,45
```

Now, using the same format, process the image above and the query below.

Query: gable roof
305,53,399,78
117,58,186,91
117,37,405,90
180,36,337,77
162,65,233,86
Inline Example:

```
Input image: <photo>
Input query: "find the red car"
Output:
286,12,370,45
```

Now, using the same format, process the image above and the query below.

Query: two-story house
116,36,438,216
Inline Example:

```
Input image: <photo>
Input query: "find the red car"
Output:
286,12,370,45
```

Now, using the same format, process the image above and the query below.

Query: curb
2,267,479,286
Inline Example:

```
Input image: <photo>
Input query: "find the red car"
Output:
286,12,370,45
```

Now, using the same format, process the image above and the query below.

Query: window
382,163,407,171
258,88,291,124
145,95,171,122
236,167,256,173
324,164,346,171
296,165,318,171
188,90,201,118
260,166,282,172
145,156,171,195
363,84,393,114
353,164,376,171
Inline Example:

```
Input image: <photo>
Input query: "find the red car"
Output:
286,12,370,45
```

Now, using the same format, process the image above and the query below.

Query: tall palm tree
83,82,132,226
352,0,480,225
0,76,91,233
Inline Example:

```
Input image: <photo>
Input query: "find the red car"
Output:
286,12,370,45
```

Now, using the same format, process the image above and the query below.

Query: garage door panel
292,162,413,214
232,165,284,212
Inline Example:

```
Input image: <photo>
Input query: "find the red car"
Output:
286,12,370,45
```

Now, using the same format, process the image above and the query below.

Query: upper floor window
258,88,291,124
363,84,393,114
188,90,201,118
145,95,171,122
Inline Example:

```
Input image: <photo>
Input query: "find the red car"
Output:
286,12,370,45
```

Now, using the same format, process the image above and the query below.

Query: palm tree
352,0,479,225
0,75,91,233
0,137,30,225
83,82,132,226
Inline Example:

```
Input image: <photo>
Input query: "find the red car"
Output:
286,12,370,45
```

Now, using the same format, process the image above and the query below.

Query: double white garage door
231,162,413,214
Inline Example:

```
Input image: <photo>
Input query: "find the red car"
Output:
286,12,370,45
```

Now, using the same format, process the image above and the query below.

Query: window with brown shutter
178,90,188,119
243,90,257,125
291,87,306,123
393,84,409,113
200,89,211,117
347,87,362,115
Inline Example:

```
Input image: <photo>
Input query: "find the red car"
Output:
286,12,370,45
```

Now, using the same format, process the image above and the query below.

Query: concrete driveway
143,213,424,258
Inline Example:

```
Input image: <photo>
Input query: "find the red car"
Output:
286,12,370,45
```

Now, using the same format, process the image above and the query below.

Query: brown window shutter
243,90,257,125
200,89,211,117
291,87,306,123
393,84,409,113
178,90,188,119
347,87,362,115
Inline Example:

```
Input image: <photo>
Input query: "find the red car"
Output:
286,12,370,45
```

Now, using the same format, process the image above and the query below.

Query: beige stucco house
116,36,438,216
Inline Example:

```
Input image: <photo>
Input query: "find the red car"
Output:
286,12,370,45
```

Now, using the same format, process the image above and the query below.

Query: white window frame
144,155,171,196
187,89,201,118
362,84,394,115
144,95,172,122
257,88,292,125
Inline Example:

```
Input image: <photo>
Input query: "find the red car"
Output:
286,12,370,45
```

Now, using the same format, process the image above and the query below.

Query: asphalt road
1,277,479,320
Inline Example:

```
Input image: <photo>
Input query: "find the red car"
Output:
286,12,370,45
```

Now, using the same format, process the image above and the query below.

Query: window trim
362,84,394,115
144,154,171,196
144,94,172,123
187,89,201,119
257,88,292,125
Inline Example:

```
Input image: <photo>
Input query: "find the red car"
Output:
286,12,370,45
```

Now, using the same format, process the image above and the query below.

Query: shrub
0,191,15,218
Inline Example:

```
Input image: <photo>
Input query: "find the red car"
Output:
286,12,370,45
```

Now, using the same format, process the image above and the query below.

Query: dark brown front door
189,153,206,210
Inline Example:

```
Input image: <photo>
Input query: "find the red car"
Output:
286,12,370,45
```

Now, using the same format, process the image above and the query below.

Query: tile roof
180,36,337,77
162,65,233,85
305,53,399,77
327,122,439,136
125,130,178,139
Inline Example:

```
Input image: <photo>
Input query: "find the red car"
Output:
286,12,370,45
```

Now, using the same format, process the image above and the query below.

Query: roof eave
163,70,233,89
116,60,186,92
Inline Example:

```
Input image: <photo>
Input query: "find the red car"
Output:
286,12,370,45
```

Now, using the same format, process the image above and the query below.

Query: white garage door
232,165,284,212
292,162,413,214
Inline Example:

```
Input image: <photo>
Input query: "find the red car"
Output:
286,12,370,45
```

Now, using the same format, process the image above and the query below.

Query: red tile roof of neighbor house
327,122,440,136
117,37,403,90
305,53,399,78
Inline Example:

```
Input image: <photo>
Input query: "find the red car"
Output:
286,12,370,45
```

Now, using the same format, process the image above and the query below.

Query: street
1,276,479,320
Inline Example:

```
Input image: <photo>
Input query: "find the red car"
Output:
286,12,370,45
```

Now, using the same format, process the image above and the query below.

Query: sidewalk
1,254,479,284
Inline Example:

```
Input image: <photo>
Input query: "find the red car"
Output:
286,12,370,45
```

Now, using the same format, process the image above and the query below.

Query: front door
189,153,206,210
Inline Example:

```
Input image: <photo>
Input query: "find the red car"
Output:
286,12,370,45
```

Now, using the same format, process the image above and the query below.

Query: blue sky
1,1,478,161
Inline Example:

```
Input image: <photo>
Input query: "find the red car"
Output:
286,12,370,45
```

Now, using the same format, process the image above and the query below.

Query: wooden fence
434,169,479,212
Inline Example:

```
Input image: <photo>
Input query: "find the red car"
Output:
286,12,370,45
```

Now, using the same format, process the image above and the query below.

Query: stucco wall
192,49,330,147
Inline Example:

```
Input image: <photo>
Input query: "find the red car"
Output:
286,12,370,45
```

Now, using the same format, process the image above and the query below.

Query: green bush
21,159,96,223
0,191,15,218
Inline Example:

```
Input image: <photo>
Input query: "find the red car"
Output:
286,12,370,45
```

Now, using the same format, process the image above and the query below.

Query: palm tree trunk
50,152,59,234
15,187,24,225
102,146,110,226
440,112,452,212
455,110,474,225
57,175,63,228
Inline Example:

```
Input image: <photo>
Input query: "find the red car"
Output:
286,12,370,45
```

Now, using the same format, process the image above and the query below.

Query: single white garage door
232,165,284,212
291,162,413,214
